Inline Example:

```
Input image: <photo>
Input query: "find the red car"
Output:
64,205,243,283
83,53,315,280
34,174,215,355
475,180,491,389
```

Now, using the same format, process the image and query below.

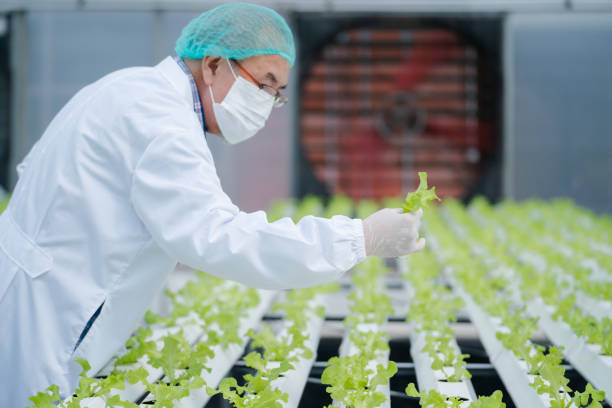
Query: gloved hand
362,208,426,258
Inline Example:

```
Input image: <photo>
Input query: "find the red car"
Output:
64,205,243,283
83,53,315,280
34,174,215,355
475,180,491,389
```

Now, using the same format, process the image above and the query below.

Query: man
0,3,424,406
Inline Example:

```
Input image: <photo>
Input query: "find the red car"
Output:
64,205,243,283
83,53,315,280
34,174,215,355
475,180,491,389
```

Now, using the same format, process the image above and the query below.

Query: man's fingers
402,212,418,224
403,207,423,222
364,206,426,257
414,237,426,252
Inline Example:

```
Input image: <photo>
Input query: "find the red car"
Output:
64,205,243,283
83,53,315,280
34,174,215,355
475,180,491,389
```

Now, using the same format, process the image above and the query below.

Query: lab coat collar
156,56,195,111
156,56,207,137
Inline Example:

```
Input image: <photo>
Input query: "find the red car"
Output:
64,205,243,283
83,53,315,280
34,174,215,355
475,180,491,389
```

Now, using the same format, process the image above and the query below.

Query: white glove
362,208,426,258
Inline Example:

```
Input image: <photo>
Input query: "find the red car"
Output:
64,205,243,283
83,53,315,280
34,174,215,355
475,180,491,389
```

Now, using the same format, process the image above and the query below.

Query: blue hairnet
175,3,296,66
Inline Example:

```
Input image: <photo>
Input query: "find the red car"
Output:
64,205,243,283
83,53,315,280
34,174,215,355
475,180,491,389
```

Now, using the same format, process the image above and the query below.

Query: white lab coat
0,56,366,407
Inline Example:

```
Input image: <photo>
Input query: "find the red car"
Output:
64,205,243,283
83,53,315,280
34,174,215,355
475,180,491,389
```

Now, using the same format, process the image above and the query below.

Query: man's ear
201,56,222,86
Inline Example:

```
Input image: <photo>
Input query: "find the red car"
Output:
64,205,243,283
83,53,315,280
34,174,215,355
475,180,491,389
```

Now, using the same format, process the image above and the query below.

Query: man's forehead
241,54,290,87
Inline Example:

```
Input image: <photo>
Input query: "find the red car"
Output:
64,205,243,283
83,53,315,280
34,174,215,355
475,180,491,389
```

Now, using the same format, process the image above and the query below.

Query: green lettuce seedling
403,172,440,213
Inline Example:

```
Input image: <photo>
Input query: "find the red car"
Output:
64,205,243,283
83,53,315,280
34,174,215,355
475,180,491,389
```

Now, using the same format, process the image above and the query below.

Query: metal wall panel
9,11,155,187
504,14,612,214
1,0,568,12
328,0,565,12
571,0,612,10
0,16,9,192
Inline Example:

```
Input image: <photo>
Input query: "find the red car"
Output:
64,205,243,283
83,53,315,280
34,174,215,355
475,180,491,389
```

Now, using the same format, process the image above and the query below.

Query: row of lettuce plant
30,272,261,407
469,199,612,357
207,283,339,407
321,257,397,408
401,243,506,408
402,250,471,382
437,201,606,408
492,200,611,302
518,199,612,273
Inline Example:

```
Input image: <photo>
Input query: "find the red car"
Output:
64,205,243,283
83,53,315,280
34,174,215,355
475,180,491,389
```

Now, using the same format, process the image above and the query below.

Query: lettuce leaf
402,172,440,213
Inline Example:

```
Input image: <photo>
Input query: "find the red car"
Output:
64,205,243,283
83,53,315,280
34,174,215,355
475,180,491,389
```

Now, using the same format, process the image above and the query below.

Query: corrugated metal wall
504,14,612,214
0,17,9,193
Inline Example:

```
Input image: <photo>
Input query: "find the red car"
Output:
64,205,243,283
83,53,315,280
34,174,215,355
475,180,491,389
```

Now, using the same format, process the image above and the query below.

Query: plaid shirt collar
173,56,206,137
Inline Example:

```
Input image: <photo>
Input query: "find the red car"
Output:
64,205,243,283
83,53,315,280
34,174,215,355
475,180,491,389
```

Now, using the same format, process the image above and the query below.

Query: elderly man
0,3,424,405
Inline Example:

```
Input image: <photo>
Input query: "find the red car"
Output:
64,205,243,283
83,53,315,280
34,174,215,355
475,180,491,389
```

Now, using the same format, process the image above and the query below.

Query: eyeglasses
230,59,288,107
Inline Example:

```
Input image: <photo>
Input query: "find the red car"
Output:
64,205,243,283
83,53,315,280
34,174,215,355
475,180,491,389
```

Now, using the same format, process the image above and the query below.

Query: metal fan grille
300,26,493,200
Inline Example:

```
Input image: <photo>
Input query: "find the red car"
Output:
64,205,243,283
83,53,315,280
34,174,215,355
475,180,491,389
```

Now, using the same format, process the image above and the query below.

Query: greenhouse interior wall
2,4,612,213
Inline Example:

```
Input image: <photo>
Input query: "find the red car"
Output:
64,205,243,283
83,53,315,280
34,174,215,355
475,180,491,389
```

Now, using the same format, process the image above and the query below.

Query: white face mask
208,59,274,144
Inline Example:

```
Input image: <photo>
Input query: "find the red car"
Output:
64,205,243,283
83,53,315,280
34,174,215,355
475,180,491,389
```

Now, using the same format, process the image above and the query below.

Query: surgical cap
175,2,296,66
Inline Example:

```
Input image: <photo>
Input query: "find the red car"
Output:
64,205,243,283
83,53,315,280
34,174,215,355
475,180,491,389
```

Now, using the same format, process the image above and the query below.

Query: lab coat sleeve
130,130,367,290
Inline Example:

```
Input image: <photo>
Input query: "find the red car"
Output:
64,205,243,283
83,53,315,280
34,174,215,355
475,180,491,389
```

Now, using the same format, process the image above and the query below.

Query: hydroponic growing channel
28,197,610,408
